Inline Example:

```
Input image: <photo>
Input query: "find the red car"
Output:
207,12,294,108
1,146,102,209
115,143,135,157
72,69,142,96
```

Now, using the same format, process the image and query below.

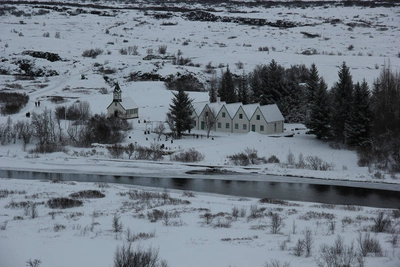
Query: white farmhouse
106,83,139,119
191,98,284,135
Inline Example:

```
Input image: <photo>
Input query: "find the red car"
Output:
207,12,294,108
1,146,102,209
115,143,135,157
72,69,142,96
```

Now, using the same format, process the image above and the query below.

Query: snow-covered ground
1,178,399,267
0,2,400,267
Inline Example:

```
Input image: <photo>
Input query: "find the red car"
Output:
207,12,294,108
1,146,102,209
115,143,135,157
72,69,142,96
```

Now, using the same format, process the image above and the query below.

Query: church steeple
113,82,122,102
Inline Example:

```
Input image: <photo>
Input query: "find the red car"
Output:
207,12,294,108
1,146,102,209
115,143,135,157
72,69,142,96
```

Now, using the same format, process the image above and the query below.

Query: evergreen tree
262,60,286,105
248,65,265,103
166,89,194,138
237,70,249,104
345,80,371,147
308,78,331,139
371,64,400,136
330,62,354,144
208,74,218,103
218,66,237,103
280,66,307,123
305,64,319,124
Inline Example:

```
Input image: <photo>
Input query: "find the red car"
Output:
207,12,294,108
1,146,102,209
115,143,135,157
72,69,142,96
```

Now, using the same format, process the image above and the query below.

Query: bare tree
154,122,166,139
304,227,314,257
271,213,284,234
202,108,218,138
112,213,123,233
125,143,135,159
31,108,64,153
15,120,33,151
76,101,91,121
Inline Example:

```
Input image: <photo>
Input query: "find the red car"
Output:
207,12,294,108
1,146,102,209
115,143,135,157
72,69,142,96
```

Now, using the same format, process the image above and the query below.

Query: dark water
1,170,400,209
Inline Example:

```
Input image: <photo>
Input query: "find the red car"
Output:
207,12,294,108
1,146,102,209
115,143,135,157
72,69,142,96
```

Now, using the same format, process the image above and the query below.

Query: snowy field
0,1,400,266
1,178,400,267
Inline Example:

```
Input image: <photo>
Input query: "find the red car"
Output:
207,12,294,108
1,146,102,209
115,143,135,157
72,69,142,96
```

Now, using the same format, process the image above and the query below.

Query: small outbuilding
106,82,139,119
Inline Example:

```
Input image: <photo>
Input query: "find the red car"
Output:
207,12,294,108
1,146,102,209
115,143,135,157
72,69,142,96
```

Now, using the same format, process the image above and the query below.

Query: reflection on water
1,170,400,208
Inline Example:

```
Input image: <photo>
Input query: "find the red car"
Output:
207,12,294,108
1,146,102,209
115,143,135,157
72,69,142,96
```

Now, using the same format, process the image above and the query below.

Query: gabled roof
259,104,284,122
206,101,226,116
192,101,226,118
107,97,138,110
224,103,242,118
242,103,260,119
191,101,208,117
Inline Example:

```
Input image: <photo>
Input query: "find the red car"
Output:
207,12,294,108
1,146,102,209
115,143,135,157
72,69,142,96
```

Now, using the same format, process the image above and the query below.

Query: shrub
69,190,105,199
371,212,392,232
286,150,296,166
82,48,103,58
294,239,305,257
112,213,123,233
214,217,231,228
26,259,41,267
47,197,83,209
24,202,38,219
228,148,266,166
270,213,284,234
0,92,29,115
158,45,167,55
264,259,290,267
108,144,125,159
348,44,354,51
304,227,314,257
53,223,66,232
43,32,50,37
119,48,127,55
164,73,204,92
170,148,204,162
55,32,60,38
113,244,168,267
357,232,383,257
267,155,280,163
306,156,334,171
125,228,156,243
316,235,363,267
0,221,7,230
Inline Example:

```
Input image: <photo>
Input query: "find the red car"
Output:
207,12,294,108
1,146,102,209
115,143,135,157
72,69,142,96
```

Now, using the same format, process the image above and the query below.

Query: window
115,102,117,106
243,124,247,130
260,125,264,131
225,123,230,129
274,123,277,132
218,122,221,128
239,113,243,119
256,115,260,120
222,112,226,118
133,109,137,114
205,111,209,117
193,120,196,127
235,123,238,130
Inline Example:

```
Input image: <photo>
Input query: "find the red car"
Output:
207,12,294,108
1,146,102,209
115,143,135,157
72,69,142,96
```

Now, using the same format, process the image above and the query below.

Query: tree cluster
305,62,400,172
206,60,399,172
211,60,309,123
0,102,132,153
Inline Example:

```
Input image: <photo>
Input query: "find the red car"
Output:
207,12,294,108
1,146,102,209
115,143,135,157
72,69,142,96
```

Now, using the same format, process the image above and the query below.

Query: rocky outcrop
22,50,62,62
184,10,303,28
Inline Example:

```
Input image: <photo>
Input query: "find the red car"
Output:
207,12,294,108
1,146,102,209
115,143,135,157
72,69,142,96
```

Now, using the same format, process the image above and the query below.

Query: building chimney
217,97,220,104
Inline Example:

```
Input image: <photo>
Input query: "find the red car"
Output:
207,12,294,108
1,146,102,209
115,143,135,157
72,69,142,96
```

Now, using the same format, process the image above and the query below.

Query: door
251,124,255,132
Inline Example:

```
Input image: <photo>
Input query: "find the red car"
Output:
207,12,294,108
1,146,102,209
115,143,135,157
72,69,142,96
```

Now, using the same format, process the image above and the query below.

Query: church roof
120,97,138,110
